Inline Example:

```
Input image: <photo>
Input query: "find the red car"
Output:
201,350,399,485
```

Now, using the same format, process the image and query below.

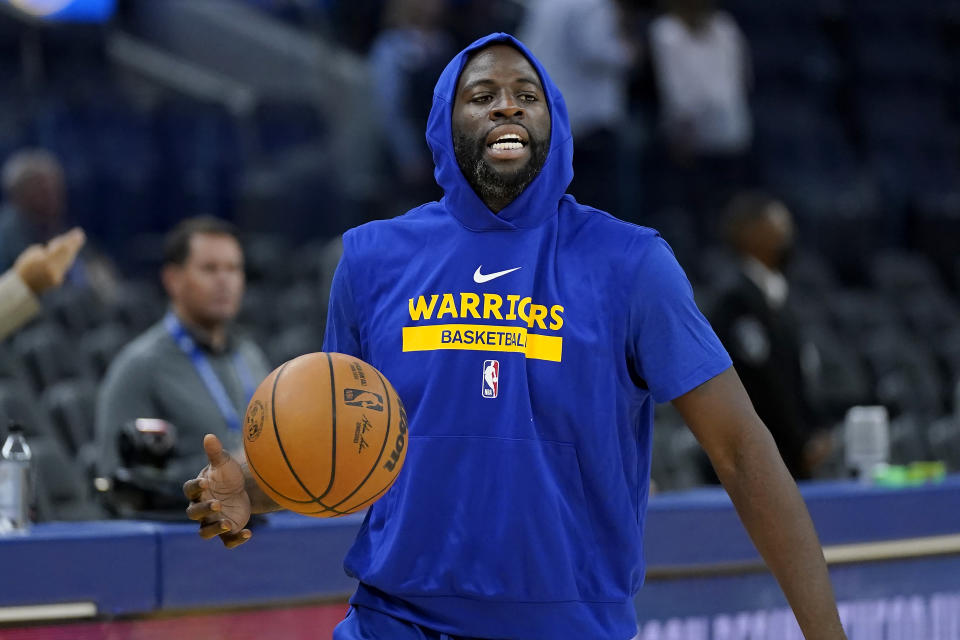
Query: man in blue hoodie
184,34,847,640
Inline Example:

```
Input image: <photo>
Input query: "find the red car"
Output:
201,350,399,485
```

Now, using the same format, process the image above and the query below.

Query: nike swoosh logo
473,265,522,284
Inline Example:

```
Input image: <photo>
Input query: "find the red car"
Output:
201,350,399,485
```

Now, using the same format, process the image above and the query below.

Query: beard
453,129,549,208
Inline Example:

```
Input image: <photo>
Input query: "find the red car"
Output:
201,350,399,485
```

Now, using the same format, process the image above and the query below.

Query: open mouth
488,133,527,151
485,126,530,161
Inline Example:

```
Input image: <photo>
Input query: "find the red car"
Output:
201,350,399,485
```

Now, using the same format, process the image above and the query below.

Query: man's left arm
672,367,846,639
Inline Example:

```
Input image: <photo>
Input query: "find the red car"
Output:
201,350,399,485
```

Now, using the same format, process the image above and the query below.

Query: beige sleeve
0,269,40,341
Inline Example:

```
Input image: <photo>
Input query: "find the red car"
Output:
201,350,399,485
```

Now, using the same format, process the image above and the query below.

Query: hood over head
426,32,574,231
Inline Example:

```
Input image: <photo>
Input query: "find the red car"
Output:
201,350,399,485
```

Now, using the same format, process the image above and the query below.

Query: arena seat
887,413,932,464
31,435,107,522
899,290,960,341
238,284,281,339
42,285,111,337
870,250,945,297
787,251,839,293
109,280,166,334
11,324,94,392
79,323,132,381
243,233,293,286
825,290,902,337
0,379,54,441
41,378,97,456
0,345,24,383
800,324,873,418
859,327,944,418
266,324,324,368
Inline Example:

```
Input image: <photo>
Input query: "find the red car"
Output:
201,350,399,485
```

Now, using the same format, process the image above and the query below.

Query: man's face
745,202,795,270
165,233,245,328
452,45,551,210
17,168,65,226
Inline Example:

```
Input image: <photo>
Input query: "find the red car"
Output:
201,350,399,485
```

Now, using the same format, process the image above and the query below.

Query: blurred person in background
0,148,116,299
369,0,453,207
0,228,85,341
519,0,639,216
0,149,68,271
708,191,832,480
95,216,270,518
646,0,753,225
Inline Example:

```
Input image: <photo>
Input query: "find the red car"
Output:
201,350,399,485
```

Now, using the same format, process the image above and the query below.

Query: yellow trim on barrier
645,533,960,581
402,324,563,362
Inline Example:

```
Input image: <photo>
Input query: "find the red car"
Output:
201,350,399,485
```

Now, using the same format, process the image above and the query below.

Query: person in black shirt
709,191,832,480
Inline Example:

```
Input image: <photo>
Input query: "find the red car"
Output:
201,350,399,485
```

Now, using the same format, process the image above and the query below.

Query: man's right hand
13,227,85,294
183,434,252,548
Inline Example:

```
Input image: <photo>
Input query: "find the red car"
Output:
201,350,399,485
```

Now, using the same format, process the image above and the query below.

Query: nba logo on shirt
482,360,499,398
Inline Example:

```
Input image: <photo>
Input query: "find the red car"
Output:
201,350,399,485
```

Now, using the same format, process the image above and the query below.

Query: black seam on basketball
270,360,336,507
337,472,397,515
243,367,348,514
326,366,394,511
246,368,338,509
316,352,337,499
247,451,351,515
246,450,344,510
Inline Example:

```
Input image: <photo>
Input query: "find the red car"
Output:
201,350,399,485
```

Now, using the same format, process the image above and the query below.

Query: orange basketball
241,352,407,517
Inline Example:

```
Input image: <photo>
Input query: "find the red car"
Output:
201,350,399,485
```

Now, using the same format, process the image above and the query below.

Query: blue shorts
333,605,490,640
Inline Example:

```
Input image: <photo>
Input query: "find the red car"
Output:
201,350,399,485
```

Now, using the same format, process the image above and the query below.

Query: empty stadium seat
41,379,97,456
109,281,165,334
243,233,293,286
787,290,832,330
899,290,960,340
238,284,281,338
800,324,873,418
11,325,94,392
79,323,132,381
787,251,839,293
824,290,903,338
932,329,960,408
31,436,107,522
651,404,705,491
926,414,960,470
266,324,324,368
0,345,24,383
859,328,944,418
870,251,946,297
886,413,931,464
277,284,323,329
0,379,53,441
42,285,111,337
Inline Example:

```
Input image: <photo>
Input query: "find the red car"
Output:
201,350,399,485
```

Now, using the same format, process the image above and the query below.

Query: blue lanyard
164,312,256,433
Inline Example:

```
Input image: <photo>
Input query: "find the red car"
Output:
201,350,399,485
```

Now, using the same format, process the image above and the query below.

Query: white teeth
492,142,523,150
495,134,523,143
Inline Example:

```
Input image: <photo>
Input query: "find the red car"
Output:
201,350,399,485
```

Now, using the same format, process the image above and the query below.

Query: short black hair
163,216,241,266
722,190,781,250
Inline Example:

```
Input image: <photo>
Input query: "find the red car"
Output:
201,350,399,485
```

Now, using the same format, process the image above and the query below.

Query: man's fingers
45,227,85,272
198,519,233,540
183,477,207,501
186,499,220,521
219,529,252,549
47,227,85,256
203,434,232,469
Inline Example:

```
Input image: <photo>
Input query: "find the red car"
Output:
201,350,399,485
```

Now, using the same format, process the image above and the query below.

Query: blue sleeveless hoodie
323,33,731,640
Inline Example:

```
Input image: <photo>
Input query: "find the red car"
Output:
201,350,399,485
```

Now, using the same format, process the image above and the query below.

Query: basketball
241,352,407,517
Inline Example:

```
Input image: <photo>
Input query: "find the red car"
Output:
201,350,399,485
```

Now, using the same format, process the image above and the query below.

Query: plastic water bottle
0,423,32,532
843,406,890,484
